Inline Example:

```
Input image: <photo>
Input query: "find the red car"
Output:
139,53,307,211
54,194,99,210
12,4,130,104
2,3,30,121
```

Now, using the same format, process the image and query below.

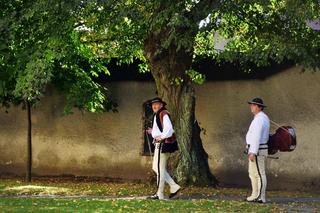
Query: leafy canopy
1,0,319,108
0,0,116,113
195,0,320,69
76,0,320,78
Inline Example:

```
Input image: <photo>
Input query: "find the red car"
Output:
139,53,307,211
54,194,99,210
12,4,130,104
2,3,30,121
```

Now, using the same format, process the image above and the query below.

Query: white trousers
248,149,267,201
152,143,179,198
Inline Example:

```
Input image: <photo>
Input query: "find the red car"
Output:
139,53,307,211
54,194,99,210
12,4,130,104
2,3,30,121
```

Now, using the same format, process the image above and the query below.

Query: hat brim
148,100,167,106
248,101,267,107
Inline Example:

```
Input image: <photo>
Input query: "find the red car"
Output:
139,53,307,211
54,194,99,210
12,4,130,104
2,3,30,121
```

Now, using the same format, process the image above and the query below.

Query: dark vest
154,107,176,143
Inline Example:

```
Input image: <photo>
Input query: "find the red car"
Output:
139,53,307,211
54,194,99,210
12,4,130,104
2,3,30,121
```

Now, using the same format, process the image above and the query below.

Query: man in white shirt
246,97,270,203
146,97,181,200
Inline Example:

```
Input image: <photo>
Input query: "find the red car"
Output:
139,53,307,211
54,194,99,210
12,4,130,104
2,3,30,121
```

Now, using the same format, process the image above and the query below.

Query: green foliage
0,0,116,113
1,0,319,112
14,59,53,103
77,2,202,65
172,77,184,86
77,0,148,65
195,0,320,70
51,30,117,114
186,69,206,85
79,0,320,84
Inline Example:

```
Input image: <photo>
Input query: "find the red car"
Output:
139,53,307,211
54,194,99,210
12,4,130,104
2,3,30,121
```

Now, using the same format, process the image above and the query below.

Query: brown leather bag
268,126,297,155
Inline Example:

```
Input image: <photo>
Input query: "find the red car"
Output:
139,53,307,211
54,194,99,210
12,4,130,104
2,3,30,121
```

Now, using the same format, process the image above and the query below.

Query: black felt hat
148,97,167,106
248,97,267,107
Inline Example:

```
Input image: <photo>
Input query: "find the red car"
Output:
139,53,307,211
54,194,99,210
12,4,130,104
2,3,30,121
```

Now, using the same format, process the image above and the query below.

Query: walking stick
145,131,153,156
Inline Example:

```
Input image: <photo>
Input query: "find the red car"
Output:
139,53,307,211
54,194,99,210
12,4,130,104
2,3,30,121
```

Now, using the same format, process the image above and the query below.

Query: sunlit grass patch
4,185,70,195
0,179,156,196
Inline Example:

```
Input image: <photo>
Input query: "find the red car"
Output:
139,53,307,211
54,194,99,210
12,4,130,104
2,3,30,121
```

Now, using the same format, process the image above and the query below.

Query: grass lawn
0,198,282,212
0,178,319,212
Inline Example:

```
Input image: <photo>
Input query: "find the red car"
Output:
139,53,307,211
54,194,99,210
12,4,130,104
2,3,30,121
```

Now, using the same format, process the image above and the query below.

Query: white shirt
246,111,270,155
151,114,174,140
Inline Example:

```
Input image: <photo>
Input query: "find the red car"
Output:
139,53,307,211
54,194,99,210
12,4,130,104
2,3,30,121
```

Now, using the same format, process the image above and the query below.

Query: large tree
2,0,319,185
79,0,319,186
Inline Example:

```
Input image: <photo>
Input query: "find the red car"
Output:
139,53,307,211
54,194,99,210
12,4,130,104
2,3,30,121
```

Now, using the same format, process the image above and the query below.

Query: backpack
268,126,297,155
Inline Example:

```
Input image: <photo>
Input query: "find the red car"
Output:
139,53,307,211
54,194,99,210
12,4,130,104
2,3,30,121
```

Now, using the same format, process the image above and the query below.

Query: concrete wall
0,83,155,180
196,67,320,191
0,66,319,191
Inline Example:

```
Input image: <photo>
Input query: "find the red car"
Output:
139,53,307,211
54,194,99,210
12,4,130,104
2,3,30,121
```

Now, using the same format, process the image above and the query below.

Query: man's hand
248,153,255,162
146,127,152,135
155,136,162,141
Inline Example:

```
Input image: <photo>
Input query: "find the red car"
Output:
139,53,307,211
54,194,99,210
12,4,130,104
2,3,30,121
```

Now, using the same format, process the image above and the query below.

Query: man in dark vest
146,97,181,200
246,97,270,203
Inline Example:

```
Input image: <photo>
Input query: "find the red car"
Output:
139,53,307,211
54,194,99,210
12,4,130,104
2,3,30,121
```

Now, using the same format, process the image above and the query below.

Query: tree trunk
144,35,218,186
26,100,32,182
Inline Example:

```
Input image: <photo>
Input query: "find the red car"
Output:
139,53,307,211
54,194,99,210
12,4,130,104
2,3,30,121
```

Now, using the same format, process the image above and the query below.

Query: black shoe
245,197,258,202
169,188,182,199
255,199,266,204
146,194,159,200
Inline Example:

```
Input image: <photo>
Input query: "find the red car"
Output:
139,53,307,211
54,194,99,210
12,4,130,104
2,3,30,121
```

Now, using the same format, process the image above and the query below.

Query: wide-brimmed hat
148,97,167,106
248,97,267,107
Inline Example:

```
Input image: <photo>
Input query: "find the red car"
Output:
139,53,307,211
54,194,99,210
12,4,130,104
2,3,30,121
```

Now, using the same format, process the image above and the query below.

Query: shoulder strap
270,119,290,134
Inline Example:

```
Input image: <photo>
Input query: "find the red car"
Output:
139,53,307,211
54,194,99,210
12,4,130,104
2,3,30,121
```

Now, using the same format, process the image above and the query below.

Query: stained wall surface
1,67,319,190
